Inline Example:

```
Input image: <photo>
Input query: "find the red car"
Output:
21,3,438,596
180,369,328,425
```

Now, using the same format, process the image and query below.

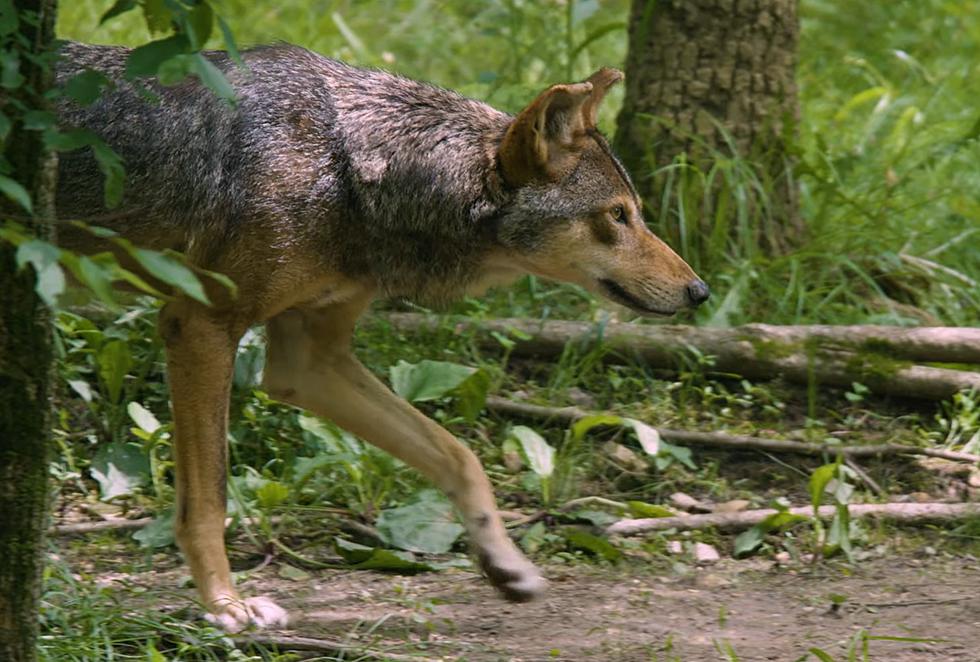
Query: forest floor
59,539,980,661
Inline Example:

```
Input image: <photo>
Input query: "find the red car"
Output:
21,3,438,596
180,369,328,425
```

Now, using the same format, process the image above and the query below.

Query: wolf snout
686,279,710,307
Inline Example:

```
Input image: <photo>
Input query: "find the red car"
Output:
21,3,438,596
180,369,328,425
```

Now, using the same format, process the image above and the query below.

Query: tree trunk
614,0,801,261
0,2,59,660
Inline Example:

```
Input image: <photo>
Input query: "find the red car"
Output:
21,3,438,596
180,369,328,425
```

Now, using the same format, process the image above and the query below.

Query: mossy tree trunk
0,1,59,661
614,0,801,266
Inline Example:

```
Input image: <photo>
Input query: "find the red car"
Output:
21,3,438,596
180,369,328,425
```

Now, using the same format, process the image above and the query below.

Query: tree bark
0,2,59,661
382,314,980,401
615,0,801,258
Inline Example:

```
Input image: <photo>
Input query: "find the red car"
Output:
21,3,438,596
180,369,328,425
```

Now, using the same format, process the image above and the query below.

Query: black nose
686,279,710,306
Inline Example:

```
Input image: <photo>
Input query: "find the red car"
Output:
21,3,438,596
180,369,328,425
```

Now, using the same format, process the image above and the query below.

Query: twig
844,457,884,496
51,517,153,535
606,502,980,536
485,396,980,464
239,634,438,661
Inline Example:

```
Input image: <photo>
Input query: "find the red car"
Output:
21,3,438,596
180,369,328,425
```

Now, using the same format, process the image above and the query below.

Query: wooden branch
384,313,980,400
606,502,980,536
51,517,153,535
485,396,980,464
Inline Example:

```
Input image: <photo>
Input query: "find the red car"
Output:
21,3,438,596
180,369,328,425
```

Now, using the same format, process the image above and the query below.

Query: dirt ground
126,552,978,661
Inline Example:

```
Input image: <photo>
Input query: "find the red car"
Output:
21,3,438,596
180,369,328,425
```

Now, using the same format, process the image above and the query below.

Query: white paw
204,595,289,632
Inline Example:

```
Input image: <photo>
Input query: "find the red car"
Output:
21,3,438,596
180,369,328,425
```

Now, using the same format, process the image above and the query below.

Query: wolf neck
334,74,516,305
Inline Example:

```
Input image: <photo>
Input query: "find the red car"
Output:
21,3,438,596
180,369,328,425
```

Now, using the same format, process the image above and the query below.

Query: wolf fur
55,41,708,631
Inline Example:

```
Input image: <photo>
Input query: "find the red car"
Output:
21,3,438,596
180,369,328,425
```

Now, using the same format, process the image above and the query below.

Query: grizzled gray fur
55,42,629,305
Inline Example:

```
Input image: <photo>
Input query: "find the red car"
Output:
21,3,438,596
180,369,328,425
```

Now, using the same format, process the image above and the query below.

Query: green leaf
255,481,289,509
68,379,94,402
91,140,125,208
185,2,214,50
510,425,555,478
16,239,64,306
0,110,11,140
22,110,57,130
453,369,490,421
90,441,150,500
0,0,17,36
809,463,837,511
376,489,465,554
130,248,209,304
99,0,137,25
657,440,697,470
563,528,621,561
0,50,24,89
126,34,190,78
133,510,175,548
335,538,434,573
96,339,133,403
127,401,161,434
278,564,311,581
0,174,32,212
191,53,236,103
64,69,112,105
626,501,675,518
389,359,476,403
217,16,243,65
142,0,172,34
570,414,622,441
733,525,766,558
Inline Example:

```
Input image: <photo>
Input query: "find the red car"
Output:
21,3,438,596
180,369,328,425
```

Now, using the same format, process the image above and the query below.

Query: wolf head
492,69,709,316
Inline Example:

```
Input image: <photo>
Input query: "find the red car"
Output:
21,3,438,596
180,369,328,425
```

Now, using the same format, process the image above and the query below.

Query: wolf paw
204,595,290,632
479,552,547,603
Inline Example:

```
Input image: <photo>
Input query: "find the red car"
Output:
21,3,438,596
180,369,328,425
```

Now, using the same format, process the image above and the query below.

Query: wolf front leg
160,302,289,632
264,299,546,602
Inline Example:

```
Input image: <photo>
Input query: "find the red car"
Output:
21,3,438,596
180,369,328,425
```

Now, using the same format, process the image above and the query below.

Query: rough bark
614,0,801,256
0,2,58,661
382,314,980,401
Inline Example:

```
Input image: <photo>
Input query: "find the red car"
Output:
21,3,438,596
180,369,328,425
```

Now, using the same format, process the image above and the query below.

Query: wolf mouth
599,278,675,316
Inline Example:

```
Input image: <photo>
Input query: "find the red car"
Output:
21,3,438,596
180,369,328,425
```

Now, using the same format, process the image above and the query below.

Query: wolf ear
582,67,624,126
498,81,594,186
498,68,625,187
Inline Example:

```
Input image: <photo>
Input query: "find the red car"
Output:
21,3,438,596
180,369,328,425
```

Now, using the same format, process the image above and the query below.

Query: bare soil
116,551,980,661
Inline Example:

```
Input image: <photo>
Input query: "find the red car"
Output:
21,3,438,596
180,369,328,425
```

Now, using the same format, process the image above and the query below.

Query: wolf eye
611,206,628,225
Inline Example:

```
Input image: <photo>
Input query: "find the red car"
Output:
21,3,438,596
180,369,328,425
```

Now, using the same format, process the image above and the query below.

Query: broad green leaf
733,525,766,558
624,418,660,455
67,379,94,402
255,481,289,509
22,110,56,130
809,463,837,511
191,54,236,103
130,248,209,304
0,0,17,36
335,538,435,572
510,425,554,478
657,440,696,470
185,2,214,50
0,174,32,212
570,414,622,441
389,359,476,403
16,239,64,305
0,50,23,89
90,441,150,500
453,369,490,421
127,401,161,434
133,510,175,548
376,489,464,554
563,528,621,561
143,0,173,34
96,339,133,403
126,34,189,78
99,0,137,25
64,70,112,105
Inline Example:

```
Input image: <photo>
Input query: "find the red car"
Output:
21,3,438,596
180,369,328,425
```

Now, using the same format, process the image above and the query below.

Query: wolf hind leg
160,302,289,631
263,299,546,602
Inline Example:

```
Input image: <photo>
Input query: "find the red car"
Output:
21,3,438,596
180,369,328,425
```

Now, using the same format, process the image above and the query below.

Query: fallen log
485,396,980,464
383,313,980,401
606,502,980,536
